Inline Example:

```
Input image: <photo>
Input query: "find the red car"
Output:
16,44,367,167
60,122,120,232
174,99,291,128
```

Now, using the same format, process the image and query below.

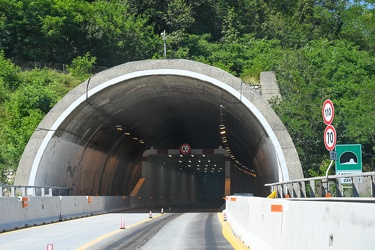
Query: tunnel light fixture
208,160,210,162
188,160,191,163
202,154,205,157
179,160,182,163
116,125,123,131
133,137,138,140
220,111,257,178
139,140,144,144
197,168,200,170
188,165,191,167
168,154,172,158
180,155,183,157
124,132,130,136
191,154,194,157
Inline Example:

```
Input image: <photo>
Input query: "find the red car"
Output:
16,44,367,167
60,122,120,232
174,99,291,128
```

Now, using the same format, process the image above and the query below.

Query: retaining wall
225,196,375,250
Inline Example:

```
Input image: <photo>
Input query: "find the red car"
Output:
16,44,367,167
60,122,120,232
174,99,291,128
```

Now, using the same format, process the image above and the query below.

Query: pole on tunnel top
161,30,167,58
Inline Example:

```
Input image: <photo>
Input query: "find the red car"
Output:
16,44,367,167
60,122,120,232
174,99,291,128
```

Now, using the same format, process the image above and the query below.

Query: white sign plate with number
322,99,334,125
338,172,362,184
324,125,336,151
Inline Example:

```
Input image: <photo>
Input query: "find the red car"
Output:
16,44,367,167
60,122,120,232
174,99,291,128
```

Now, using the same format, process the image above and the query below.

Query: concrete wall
0,196,137,232
225,196,375,250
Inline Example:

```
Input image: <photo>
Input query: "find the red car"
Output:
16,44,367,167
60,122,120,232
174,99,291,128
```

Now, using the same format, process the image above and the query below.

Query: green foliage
273,39,375,176
67,52,96,81
0,63,79,183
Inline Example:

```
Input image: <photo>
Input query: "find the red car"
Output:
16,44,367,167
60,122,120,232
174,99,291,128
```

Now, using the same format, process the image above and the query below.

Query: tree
273,39,375,176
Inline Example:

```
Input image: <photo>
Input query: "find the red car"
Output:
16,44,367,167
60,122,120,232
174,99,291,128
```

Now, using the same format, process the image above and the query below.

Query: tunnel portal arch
15,60,302,197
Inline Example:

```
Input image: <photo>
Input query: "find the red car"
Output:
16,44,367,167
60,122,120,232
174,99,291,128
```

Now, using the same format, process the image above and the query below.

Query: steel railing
0,185,72,197
265,172,375,198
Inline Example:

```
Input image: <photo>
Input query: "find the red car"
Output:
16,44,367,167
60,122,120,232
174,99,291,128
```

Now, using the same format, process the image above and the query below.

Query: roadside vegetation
0,0,374,183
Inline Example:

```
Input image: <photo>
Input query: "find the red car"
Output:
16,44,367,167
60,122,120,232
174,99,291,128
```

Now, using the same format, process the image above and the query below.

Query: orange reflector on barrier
271,204,283,212
230,197,237,201
22,197,29,208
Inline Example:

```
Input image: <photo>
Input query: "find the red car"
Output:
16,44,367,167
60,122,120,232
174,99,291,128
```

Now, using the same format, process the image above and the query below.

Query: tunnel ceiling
15,59,303,196
86,75,258,161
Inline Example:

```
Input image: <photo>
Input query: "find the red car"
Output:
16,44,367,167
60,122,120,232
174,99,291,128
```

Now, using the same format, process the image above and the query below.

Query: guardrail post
309,180,316,197
0,186,3,197
11,186,15,197
284,184,289,198
291,183,297,198
277,185,282,198
352,177,359,197
371,176,375,198
320,180,328,197
300,182,306,198
49,187,53,196
41,187,45,196
335,179,342,197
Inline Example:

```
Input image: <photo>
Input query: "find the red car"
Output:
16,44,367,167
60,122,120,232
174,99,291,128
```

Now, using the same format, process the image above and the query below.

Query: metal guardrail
0,185,72,197
265,172,375,198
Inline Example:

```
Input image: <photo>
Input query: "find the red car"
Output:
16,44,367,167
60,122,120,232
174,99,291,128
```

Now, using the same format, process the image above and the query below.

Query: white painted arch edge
28,69,289,185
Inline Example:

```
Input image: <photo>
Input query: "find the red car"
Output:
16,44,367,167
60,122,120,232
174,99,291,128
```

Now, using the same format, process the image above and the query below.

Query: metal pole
161,30,167,58
325,160,334,196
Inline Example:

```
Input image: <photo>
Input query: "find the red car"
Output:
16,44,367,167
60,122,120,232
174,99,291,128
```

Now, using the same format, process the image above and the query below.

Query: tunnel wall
225,196,375,250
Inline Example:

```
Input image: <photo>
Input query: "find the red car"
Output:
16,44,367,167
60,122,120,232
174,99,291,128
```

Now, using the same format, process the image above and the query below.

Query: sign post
322,99,336,197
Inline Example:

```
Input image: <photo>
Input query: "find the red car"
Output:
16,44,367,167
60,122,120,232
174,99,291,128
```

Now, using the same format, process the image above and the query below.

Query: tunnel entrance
15,60,303,201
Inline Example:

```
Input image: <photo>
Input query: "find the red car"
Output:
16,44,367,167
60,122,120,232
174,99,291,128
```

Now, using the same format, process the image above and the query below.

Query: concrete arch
15,60,302,197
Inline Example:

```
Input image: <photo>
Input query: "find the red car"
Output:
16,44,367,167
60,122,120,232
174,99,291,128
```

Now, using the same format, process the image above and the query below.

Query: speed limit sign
180,143,191,155
324,125,336,151
322,99,334,125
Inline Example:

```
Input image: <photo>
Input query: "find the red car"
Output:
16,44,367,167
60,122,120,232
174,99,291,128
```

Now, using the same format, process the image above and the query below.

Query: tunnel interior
16,60,302,208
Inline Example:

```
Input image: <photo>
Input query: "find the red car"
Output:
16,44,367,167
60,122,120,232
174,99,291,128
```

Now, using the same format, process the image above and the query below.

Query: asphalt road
0,211,235,250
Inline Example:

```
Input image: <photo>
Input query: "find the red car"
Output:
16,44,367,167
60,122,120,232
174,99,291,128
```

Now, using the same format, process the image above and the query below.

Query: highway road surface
0,210,244,249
